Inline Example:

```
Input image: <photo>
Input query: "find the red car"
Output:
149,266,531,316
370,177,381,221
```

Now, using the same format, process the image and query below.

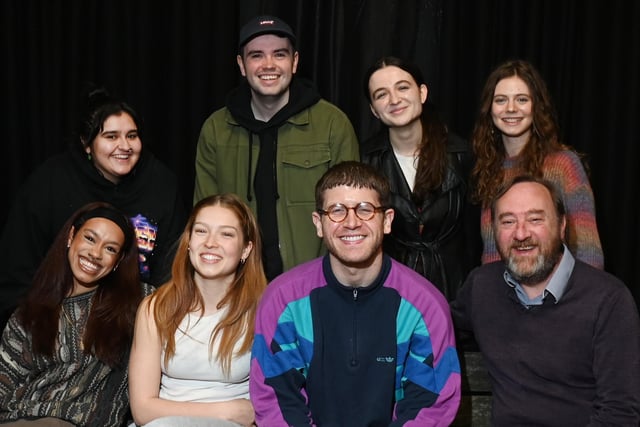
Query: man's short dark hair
315,161,391,209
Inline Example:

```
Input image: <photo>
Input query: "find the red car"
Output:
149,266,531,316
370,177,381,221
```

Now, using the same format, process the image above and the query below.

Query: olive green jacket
194,98,359,273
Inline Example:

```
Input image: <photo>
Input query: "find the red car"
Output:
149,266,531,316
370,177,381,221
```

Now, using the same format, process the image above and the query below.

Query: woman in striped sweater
470,59,603,268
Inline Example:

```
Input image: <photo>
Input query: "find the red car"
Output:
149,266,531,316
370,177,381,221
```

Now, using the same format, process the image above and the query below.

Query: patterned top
0,283,154,427
480,150,604,268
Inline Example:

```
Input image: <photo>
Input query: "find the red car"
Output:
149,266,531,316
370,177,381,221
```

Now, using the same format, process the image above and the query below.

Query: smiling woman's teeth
79,258,98,271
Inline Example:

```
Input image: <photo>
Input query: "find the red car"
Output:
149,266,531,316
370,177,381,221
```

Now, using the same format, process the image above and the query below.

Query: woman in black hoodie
0,87,187,326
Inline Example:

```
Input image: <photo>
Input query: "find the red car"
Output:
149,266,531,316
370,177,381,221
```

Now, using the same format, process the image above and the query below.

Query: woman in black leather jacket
360,56,481,300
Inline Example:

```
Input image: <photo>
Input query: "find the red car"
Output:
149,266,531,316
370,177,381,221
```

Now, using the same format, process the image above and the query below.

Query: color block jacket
250,255,461,426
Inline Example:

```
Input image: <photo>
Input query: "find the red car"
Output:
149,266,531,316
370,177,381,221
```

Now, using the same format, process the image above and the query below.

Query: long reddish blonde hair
149,193,267,374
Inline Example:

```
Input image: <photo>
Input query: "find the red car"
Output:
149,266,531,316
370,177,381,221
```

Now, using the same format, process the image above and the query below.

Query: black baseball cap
238,15,296,49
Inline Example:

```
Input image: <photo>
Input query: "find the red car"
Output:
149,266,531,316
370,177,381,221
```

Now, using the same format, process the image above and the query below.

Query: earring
239,258,246,265
87,153,92,161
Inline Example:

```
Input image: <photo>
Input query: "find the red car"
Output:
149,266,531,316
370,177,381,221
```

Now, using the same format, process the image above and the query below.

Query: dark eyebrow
82,227,123,248
371,87,386,98
246,47,291,56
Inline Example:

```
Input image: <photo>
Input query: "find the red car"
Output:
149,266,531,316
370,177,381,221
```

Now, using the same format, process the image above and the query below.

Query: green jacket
194,94,359,274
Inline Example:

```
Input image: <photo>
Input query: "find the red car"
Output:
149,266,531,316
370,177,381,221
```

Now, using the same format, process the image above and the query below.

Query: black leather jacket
361,131,481,300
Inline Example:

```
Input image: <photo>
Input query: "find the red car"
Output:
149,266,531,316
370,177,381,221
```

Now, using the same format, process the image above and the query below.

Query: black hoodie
225,77,321,280
0,147,188,319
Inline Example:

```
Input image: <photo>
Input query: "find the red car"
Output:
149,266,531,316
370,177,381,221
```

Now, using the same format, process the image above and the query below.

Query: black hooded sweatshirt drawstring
254,126,282,280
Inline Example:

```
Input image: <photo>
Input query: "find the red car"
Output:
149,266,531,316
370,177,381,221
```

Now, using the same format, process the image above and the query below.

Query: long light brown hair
470,59,577,207
149,193,267,374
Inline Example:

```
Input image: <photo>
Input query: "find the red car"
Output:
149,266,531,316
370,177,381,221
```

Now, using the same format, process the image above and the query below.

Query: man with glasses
250,161,461,426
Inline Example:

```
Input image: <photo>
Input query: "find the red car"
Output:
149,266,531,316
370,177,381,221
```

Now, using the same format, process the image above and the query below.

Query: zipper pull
353,288,358,300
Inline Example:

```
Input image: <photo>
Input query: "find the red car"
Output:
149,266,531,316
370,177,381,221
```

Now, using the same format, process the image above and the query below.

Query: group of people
0,13,638,427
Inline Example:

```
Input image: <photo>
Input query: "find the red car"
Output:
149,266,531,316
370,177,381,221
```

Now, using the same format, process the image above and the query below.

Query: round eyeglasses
316,202,386,223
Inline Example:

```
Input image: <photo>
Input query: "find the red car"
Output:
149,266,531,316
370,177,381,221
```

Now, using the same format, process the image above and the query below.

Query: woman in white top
128,193,267,427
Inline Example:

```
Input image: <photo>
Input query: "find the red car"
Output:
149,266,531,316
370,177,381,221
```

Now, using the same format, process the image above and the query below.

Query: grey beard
506,248,562,286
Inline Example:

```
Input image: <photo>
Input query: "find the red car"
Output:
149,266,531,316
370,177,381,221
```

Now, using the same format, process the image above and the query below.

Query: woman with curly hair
470,59,603,268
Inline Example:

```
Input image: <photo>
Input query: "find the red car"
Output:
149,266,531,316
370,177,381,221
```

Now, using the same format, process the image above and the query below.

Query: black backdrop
2,0,638,306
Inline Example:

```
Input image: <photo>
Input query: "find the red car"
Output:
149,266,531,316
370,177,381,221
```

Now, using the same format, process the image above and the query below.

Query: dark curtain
2,0,638,305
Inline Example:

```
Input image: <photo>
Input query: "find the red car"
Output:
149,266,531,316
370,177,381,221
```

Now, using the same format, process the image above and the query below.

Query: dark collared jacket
361,131,481,300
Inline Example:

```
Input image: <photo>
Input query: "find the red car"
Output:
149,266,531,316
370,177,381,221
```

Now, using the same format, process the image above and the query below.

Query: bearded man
451,174,640,427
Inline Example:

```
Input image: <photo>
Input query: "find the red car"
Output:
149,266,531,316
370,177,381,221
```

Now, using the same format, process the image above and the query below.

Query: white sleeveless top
159,310,250,402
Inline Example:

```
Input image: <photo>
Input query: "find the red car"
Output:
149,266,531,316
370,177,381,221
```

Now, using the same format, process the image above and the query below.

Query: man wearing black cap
194,15,359,282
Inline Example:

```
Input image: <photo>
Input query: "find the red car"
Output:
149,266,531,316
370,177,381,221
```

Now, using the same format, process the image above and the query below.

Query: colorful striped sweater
250,255,461,426
480,150,604,268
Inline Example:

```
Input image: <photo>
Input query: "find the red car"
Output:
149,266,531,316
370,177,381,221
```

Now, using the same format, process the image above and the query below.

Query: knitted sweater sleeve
588,279,640,425
542,151,604,269
0,314,30,400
